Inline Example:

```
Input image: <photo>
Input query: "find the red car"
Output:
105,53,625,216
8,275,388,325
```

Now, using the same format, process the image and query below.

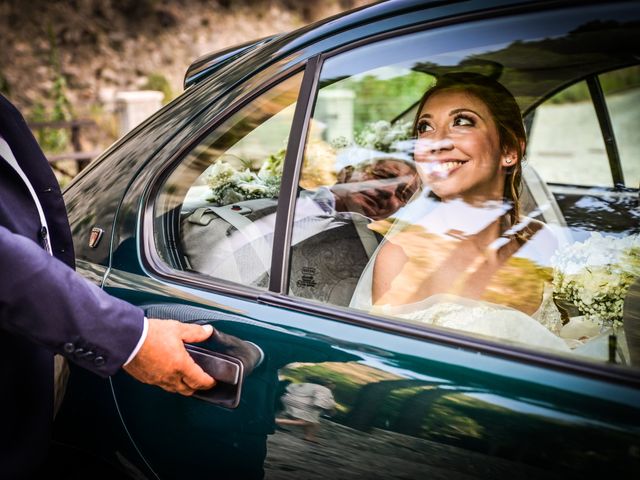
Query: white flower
350,120,412,153
552,233,640,328
206,157,282,204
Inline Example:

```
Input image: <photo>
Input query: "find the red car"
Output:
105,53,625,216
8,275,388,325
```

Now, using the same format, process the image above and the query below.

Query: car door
95,2,640,479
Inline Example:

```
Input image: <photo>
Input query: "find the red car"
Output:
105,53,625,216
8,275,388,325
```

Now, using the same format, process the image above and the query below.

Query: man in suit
0,93,217,479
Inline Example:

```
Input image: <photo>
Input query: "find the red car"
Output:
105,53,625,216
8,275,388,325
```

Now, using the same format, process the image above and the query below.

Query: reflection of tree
412,19,639,112
319,70,433,133
344,379,435,431
281,361,401,413
393,387,449,436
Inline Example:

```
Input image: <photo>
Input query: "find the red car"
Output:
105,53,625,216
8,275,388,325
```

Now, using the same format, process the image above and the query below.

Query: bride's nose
415,135,454,154
428,137,454,153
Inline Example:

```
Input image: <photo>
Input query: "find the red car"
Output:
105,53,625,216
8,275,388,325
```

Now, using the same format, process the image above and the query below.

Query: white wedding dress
350,195,572,353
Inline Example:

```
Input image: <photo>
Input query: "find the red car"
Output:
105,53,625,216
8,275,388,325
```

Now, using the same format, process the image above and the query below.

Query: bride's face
414,89,516,203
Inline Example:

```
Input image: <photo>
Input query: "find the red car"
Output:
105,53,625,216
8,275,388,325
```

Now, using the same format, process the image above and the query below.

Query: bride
351,73,568,351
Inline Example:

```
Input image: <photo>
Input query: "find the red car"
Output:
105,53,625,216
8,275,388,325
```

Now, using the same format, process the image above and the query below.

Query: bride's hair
413,72,527,227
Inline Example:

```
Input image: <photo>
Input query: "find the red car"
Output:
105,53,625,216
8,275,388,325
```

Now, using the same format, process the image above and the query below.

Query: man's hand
123,318,216,396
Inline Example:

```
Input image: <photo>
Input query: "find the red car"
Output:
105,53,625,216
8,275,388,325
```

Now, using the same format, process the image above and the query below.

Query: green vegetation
142,72,173,104
323,70,434,132
600,65,640,96
545,65,640,104
30,25,74,155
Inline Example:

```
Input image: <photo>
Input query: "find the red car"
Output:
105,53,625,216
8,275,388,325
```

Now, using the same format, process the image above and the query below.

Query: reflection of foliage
370,219,552,314
410,19,640,112
420,391,640,472
545,67,640,104
482,257,552,315
324,71,433,133
280,362,400,415
376,385,433,425
421,395,486,442
299,136,338,190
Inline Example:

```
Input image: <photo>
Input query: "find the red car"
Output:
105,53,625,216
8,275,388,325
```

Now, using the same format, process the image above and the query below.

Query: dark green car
56,0,640,478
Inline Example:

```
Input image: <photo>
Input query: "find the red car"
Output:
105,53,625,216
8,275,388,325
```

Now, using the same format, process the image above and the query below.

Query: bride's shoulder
376,238,407,263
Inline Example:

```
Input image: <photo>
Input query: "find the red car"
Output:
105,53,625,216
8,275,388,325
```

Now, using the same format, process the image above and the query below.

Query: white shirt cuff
124,316,149,366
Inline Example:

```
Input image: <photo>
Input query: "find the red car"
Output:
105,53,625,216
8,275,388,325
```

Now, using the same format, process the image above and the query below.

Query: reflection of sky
466,392,637,434
574,196,615,213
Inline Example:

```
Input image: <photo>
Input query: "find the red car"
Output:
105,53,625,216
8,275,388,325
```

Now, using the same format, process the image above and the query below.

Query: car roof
184,0,542,88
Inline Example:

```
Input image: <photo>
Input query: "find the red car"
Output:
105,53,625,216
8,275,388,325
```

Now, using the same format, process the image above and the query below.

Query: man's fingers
182,373,214,391
124,319,215,395
180,323,215,343
181,354,216,390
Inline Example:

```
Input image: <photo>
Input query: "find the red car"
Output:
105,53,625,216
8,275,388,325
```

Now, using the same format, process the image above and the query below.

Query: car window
601,65,640,188
287,4,640,368
153,72,303,288
527,81,612,187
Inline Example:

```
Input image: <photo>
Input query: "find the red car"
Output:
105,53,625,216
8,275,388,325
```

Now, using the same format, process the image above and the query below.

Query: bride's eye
416,120,433,134
453,114,475,127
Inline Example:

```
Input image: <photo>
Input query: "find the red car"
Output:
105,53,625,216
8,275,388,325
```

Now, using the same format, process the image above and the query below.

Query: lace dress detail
373,294,571,352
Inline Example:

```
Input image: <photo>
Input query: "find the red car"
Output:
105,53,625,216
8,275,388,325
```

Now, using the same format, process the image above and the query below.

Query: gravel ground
264,419,556,480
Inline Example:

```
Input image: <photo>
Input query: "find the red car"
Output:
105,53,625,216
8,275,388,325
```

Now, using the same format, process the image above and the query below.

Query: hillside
0,0,371,157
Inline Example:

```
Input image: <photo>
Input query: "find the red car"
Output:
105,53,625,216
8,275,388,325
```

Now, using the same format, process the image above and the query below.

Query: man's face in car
331,158,420,220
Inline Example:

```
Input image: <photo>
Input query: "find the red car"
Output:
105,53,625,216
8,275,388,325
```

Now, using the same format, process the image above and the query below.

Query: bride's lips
417,158,468,179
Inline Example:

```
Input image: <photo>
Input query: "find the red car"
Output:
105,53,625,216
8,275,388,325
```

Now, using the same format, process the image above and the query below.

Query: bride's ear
500,139,524,168
500,149,519,168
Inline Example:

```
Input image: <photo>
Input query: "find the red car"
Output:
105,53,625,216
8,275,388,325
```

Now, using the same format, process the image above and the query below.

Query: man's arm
0,225,214,395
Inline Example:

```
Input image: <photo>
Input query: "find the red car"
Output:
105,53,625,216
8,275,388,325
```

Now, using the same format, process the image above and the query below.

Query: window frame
268,3,640,384
139,1,640,388
524,67,638,190
141,63,309,300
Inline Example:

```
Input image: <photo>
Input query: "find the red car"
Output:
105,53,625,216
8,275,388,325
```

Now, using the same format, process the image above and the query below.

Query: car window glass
527,81,611,187
600,65,640,188
154,72,303,289
287,4,640,369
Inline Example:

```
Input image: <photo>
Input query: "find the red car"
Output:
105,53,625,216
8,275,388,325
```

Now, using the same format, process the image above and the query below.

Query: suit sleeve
0,225,144,377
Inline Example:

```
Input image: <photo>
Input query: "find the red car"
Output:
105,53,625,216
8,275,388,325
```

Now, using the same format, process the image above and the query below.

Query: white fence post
115,90,164,136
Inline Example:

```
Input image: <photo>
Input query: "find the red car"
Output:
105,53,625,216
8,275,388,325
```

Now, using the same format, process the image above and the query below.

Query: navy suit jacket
0,94,144,478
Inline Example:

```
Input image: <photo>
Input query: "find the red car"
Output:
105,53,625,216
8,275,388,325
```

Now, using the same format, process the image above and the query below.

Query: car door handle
186,345,244,408
142,303,265,409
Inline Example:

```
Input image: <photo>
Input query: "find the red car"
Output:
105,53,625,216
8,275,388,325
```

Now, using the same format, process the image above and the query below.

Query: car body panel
94,267,640,478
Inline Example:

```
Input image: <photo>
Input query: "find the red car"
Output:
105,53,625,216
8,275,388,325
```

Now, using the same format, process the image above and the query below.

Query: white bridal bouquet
551,232,640,328
206,151,284,205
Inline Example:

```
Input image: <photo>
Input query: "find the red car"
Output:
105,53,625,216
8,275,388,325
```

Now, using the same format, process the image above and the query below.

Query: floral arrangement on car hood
551,232,640,328
206,151,283,205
